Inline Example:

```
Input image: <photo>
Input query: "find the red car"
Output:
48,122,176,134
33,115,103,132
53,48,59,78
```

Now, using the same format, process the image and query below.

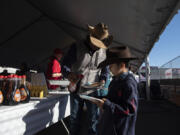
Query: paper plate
82,82,102,89
79,95,102,103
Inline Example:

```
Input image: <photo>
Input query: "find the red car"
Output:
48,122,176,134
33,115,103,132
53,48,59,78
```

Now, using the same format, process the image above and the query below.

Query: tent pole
145,56,151,100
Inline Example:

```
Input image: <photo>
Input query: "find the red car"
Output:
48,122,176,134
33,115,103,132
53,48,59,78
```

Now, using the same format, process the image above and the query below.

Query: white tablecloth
0,93,70,135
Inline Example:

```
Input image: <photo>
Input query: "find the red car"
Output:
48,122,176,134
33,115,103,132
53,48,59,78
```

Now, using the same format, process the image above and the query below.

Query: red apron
46,57,62,90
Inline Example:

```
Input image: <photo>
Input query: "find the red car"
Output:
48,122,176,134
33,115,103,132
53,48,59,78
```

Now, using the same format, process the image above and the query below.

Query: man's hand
100,80,105,86
100,80,105,84
68,72,79,83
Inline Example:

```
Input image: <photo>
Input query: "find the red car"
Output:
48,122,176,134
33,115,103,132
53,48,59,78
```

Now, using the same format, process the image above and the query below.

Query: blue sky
149,11,180,67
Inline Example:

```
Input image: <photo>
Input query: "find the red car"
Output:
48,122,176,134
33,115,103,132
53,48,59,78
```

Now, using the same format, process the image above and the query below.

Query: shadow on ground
36,99,180,135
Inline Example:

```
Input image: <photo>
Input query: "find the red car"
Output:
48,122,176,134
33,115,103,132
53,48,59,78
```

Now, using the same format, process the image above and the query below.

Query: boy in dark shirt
95,46,138,135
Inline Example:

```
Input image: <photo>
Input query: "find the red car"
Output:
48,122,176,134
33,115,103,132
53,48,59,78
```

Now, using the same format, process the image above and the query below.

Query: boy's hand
98,98,107,111
96,99,105,109
102,98,107,102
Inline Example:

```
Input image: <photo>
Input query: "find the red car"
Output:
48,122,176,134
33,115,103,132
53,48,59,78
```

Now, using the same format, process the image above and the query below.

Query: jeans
70,92,98,135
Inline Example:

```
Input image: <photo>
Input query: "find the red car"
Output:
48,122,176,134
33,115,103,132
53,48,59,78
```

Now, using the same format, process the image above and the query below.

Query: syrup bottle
0,75,4,105
5,75,21,105
19,75,30,103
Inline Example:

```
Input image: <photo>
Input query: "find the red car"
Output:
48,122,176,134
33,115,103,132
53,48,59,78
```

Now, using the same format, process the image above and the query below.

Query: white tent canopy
1,0,180,72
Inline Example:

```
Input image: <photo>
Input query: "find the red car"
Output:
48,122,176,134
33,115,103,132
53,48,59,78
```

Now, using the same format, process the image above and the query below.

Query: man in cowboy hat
94,46,138,135
62,23,113,135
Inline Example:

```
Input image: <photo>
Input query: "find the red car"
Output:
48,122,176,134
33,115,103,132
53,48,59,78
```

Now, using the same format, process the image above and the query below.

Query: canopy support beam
145,56,151,100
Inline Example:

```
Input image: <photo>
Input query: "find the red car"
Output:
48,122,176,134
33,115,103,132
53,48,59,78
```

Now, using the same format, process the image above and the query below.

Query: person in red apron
46,48,63,90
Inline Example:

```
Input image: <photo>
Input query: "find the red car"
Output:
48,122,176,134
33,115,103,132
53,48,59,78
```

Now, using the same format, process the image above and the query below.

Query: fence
160,56,180,79
159,56,180,105
139,56,180,105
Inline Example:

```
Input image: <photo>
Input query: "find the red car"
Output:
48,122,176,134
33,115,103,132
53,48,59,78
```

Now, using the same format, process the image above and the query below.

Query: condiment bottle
0,75,4,104
4,75,21,105
19,75,30,103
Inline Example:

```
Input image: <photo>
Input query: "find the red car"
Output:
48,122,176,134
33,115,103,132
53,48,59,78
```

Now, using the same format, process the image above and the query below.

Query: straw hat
87,23,113,49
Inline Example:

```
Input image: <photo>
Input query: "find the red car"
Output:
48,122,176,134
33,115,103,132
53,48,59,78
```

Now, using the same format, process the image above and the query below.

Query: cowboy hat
87,23,113,49
98,46,138,68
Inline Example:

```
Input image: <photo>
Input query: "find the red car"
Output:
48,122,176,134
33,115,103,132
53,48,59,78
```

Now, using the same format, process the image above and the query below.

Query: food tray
48,80,70,86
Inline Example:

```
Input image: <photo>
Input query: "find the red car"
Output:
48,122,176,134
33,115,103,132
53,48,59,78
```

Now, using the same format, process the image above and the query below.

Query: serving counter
0,92,70,135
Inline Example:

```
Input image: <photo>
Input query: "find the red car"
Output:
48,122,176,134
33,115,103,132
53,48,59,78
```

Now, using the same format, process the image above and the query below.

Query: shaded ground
136,100,180,135
36,99,180,135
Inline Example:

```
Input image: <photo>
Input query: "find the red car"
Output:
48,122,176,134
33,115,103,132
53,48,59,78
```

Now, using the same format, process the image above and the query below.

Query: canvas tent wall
0,0,180,72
